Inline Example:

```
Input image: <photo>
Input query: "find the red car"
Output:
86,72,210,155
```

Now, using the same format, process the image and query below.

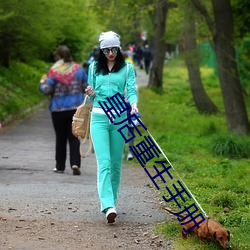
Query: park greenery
0,0,249,249
132,58,250,249
0,0,249,133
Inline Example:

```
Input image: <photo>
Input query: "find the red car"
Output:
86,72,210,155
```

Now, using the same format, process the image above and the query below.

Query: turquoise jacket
87,62,138,108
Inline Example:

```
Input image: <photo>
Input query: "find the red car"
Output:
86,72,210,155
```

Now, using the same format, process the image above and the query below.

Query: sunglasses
102,47,119,55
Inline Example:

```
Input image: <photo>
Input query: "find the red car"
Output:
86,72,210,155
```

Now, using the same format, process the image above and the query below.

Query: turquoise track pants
90,111,127,212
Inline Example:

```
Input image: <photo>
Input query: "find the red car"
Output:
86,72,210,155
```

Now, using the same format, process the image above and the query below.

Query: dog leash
144,126,208,218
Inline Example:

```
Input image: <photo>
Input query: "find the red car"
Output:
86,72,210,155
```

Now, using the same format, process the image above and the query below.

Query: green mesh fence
198,41,217,75
198,40,250,94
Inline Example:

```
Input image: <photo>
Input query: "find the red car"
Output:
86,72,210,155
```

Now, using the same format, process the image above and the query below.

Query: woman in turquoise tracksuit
86,31,138,223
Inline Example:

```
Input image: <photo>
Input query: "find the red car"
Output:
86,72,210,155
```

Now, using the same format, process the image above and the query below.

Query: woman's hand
85,86,96,97
131,103,138,114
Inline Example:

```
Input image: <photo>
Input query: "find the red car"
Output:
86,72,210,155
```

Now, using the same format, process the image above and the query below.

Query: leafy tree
0,0,57,66
232,0,250,95
183,1,218,113
232,0,250,39
190,0,250,134
164,2,184,44
91,0,155,47
54,1,99,62
0,0,99,67
148,0,177,89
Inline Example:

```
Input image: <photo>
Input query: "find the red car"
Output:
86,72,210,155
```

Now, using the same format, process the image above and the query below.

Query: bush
210,192,237,209
210,135,250,159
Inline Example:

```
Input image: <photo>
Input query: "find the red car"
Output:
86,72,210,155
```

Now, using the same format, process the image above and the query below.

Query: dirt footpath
0,71,173,250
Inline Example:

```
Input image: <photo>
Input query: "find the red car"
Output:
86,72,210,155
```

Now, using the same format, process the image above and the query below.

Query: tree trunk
184,5,218,114
147,0,169,89
212,0,250,134
191,0,250,134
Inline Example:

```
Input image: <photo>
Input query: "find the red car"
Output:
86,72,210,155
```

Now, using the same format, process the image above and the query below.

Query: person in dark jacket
143,44,152,74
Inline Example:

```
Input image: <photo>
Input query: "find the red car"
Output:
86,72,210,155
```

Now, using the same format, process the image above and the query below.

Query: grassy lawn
0,60,50,123
128,58,250,250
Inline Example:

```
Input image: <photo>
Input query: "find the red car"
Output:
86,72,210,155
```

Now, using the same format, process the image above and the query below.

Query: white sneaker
53,168,64,173
132,119,141,127
106,207,117,223
127,152,133,160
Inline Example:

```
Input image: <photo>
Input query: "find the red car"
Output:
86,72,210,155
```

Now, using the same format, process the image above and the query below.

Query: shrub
210,135,250,158
210,192,237,209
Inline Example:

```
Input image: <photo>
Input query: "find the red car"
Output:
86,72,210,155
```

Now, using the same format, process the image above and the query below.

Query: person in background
39,45,88,175
123,51,134,66
88,46,99,64
85,31,138,223
143,44,153,74
86,46,99,72
134,44,144,69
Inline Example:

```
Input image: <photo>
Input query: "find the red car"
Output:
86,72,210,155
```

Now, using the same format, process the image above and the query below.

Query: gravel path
0,70,174,250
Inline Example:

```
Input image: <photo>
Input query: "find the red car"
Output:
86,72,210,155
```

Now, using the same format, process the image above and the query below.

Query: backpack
72,95,93,158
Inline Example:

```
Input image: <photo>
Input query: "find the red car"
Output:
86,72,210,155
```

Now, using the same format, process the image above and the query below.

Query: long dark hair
95,48,126,75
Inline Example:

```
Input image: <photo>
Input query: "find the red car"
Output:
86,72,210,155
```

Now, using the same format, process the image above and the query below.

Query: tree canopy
0,0,99,66
0,0,249,134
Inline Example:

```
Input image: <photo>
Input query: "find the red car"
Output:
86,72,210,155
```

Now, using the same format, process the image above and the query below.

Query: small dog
182,217,231,249
162,207,231,249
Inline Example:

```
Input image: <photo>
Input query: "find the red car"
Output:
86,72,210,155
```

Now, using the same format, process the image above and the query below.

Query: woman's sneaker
127,152,133,160
105,207,117,223
72,165,81,175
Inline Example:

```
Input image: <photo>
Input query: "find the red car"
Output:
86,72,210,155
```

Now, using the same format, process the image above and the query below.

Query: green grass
0,60,50,123
210,134,250,158
127,58,250,249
